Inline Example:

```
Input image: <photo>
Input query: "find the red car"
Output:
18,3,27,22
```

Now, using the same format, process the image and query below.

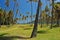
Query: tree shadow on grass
0,33,30,40
0,33,8,37
37,30,47,34
0,36,30,40
24,28,32,30
53,24,59,28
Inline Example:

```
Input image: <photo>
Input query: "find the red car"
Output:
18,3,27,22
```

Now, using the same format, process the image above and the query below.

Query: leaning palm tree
31,0,42,38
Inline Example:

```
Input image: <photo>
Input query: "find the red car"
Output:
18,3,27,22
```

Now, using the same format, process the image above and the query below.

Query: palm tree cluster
0,8,14,25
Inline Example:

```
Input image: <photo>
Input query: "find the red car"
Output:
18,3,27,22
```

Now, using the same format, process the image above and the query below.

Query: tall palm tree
3,10,6,25
26,12,30,24
39,1,42,28
5,0,10,25
26,15,29,24
8,10,13,24
40,10,46,28
47,0,55,28
45,5,49,26
50,0,54,29
0,8,3,26
28,0,33,26
30,0,33,26
13,0,17,23
54,3,60,27
5,0,9,7
13,0,19,24
15,3,19,18
31,0,41,38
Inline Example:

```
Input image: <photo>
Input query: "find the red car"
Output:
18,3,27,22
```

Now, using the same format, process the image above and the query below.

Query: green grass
0,24,60,40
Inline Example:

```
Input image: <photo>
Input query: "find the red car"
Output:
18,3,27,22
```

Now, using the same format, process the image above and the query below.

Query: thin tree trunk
41,19,42,28
30,0,40,38
50,0,54,29
57,16,59,27
30,0,33,26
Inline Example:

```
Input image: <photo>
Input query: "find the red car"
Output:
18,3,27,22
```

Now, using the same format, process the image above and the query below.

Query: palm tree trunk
0,17,1,27
31,0,33,26
41,18,42,28
57,16,59,27
50,0,54,29
30,0,40,38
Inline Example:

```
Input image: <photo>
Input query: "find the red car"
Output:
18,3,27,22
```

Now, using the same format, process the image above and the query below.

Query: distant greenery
0,8,16,25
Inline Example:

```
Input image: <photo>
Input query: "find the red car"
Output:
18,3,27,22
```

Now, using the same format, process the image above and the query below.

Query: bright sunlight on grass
0,24,60,40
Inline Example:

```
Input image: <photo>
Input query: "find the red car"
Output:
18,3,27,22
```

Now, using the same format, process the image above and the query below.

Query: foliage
0,8,15,25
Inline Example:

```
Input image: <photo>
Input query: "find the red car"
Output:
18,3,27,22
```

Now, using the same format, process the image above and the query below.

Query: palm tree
8,10,13,24
3,10,6,25
26,15,29,24
13,0,19,24
0,8,3,27
30,0,33,26
40,11,45,28
13,0,17,23
40,12,42,28
15,3,19,18
39,1,42,28
5,0,9,7
54,3,60,27
45,5,49,26
28,0,33,26
48,0,56,28
50,0,54,29
31,0,41,38
5,0,10,25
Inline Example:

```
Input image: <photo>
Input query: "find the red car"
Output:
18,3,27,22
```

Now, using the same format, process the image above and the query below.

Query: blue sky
0,0,60,23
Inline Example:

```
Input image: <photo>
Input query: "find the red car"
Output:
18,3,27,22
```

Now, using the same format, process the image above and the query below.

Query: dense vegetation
0,9,14,25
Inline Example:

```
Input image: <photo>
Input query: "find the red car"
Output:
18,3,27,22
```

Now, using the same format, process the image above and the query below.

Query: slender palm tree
5,0,9,7
13,0,17,23
28,0,33,26
45,5,49,26
3,10,6,25
54,3,60,27
50,0,54,29
39,1,42,28
26,15,29,24
31,0,41,38
48,0,56,28
5,0,10,25
15,3,19,18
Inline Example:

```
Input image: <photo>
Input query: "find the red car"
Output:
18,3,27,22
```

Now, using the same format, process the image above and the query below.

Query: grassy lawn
0,24,60,40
